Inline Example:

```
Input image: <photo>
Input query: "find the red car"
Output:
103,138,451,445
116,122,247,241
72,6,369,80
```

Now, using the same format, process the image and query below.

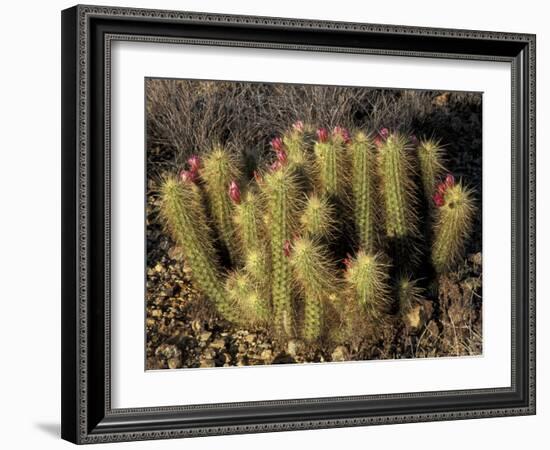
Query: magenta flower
179,169,197,184
228,180,241,204
292,120,304,132
433,192,445,208
445,173,455,188
270,137,284,152
187,154,201,173
379,128,389,139
333,126,351,144
316,127,329,143
283,240,292,257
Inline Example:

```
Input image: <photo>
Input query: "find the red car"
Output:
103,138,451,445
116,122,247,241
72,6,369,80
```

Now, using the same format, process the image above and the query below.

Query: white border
111,41,511,409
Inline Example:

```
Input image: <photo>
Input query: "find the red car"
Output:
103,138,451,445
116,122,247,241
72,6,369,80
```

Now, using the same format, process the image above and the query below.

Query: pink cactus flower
433,191,445,208
333,126,351,144
187,154,201,173
374,136,383,147
379,128,389,139
228,180,241,204
283,240,292,257
270,137,284,152
316,127,329,143
179,169,197,184
292,120,304,132
445,173,455,188
276,149,288,165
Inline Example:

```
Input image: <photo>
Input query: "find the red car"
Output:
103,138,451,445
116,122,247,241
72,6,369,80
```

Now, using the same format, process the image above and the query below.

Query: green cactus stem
160,176,235,321
431,181,475,273
233,190,264,255
290,237,340,342
226,270,270,326
345,251,390,319
397,275,424,318
299,194,335,239
281,122,315,177
261,165,301,337
350,131,378,252
377,133,418,239
201,145,241,264
313,130,349,199
417,139,445,202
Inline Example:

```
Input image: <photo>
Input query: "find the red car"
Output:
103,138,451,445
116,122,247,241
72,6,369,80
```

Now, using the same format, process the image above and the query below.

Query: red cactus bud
187,154,201,173
333,126,351,144
343,253,353,269
379,128,389,139
433,192,445,208
270,137,284,152
374,136,383,147
316,127,329,143
270,160,282,172
283,240,291,257
292,120,304,132
179,169,197,184
445,173,455,188
437,182,447,195
410,134,419,146
253,170,263,185
276,149,288,165
228,180,241,204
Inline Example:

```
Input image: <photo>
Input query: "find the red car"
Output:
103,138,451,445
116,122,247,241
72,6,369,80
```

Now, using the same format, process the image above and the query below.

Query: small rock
331,345,349,362
167,357,182,369
210,338,226,350
199,359,216,368
191,320,202,333
199,331,212,342
287,339,305,357
260,349,273,362
244,334,256,344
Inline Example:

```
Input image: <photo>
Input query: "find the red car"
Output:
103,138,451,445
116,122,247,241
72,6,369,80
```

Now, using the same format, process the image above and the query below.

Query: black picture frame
61,4,536,444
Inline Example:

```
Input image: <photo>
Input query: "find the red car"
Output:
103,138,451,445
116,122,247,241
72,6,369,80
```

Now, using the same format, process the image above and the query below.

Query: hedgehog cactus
290,236,339,342
159,176,235,321
397,275,424,317
417,139,445,202
201,146,241,263
261,165,301,337
377,132,418,239
226,270,269,326
233,190,263,255
344,251,390,319
431,175,475,273
314,128,349,199
350,131,378,252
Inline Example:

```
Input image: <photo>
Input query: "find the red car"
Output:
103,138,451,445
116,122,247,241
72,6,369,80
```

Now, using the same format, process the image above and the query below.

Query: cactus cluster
159,123,476,348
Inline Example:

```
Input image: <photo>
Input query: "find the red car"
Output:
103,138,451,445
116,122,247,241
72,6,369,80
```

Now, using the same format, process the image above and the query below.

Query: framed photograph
61,5,536,444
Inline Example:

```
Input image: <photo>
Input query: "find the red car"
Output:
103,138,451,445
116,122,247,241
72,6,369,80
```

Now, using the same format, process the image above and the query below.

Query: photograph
145,79,483,370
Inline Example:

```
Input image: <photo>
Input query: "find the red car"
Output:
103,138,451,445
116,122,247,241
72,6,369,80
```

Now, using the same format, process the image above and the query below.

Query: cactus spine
314,130,349,199
378,133,418,239
290,237,339,341
262,166,301,337
345,251,390,319
201,146,241,263
350,132,378,252
160,176,235,321
417,139,445,201
397,275,423,317
431,181,475,273
226,271,269,325
300,194,335,239
234,190,263,255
